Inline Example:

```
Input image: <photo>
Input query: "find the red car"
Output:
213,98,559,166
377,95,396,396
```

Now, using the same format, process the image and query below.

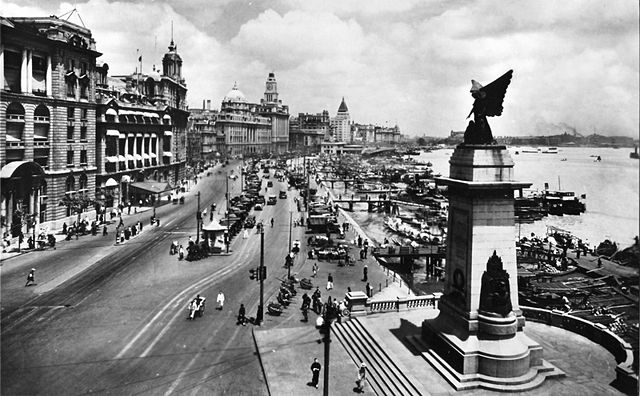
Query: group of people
116,220,144,244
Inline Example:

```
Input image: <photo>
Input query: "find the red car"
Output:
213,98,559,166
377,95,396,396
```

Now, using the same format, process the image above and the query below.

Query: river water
332,147,639,249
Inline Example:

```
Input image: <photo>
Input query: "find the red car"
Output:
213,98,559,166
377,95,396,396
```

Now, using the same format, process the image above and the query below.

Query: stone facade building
330,97,350,143
257,73,289,154
193,74,289,159
1,16,101,239
289,111,330,153
94,36,189,208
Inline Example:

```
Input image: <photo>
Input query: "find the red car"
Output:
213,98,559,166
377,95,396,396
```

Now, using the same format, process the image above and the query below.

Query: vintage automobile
279,191,287,199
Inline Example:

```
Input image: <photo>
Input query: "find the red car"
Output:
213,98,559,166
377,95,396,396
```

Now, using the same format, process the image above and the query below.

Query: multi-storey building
257,73,289,154
94,36,188,208
289,111,329,153
215,83,272,158
188,101,219,166
330,97,350,143
1,16,101,239
352,123,376,145
374,125,401,145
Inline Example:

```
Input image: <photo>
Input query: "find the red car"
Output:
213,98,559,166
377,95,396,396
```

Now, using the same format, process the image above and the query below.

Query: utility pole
288,211,292,279
196,191,201,243
323,295,331,396
257,227,264,325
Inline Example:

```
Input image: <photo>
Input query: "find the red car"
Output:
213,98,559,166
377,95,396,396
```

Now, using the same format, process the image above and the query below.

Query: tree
417,137,427,146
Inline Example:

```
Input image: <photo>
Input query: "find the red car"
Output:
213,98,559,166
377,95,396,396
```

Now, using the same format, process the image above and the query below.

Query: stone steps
406,335,564,392
332,318,426,396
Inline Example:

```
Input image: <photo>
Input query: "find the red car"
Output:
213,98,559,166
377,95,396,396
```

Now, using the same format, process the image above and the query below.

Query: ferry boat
520,147,558,154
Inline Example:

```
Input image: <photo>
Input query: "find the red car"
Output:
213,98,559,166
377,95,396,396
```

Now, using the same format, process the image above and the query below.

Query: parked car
267,181,273,187
279,191,287,199
254,203,263,211
267,195,277,205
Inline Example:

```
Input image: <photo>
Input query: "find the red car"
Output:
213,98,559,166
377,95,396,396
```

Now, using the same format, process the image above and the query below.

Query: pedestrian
310,358,321,389
243,229,248,239
326,273,333,290
216,291,225,310
178,244,185,260
363,264,368,282
271,218,274,228
356,362,367,392
237,304,246,326
366,282,373,298
25,268,36,287
312,262,318,278
103,224,108,236
357,235,362,247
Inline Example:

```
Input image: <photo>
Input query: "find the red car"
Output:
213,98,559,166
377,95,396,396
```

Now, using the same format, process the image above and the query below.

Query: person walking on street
312,262,318,278
366,282,373,298
363,264,368,282
25,268,36,287
271,218,274,228
216,291,225,310
310,358,321,389
326,273,333,290
356,362,367,392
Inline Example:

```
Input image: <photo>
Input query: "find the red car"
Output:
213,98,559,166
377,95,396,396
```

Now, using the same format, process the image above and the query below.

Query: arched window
145,78,155,97
34,104,50,120
66,175,75,193
6,102,25,144
79,174,88,196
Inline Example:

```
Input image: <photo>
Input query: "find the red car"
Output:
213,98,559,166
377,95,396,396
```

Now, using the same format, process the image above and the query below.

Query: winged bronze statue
463,70,513,145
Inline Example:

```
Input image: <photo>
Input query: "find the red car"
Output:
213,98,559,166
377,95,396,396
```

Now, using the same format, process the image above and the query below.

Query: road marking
114,262,239,360
139,265,237,358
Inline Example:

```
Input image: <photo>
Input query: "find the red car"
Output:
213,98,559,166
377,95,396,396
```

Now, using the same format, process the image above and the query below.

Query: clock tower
264,72,278,104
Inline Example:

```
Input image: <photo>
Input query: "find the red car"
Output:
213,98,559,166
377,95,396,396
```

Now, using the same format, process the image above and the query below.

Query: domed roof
223,82,247,103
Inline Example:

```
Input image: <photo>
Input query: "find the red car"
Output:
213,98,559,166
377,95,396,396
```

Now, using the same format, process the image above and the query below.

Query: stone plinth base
345,291,368,317
420,315,565,391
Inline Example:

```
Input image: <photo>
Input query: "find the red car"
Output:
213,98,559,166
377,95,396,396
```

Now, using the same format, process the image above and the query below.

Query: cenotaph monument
421,70,564,390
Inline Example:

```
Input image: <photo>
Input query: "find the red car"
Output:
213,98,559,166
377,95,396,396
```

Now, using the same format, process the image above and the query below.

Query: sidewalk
0,206,154,263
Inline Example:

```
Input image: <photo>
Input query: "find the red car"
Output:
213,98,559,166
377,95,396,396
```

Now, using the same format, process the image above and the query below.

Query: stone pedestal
345,291,368,317
421,144,564,391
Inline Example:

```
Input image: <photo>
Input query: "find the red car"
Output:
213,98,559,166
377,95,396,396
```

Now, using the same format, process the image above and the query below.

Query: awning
6,135,21,142
134,154,142,160
136,133,143,137
163,114,171,121
118,155,126,162
150,153,157,158
105,177,118,187
1,160,45,179
106,108,118,116
106,156,118,163
119,133,126,139
203,218,227,232
142,153,150,159
34,134,48,140
164,131,173,136
143,133,151,138
107,130,120,136
121,175,131,182
125,154,134,160
163,152,173,157
129,181,173,194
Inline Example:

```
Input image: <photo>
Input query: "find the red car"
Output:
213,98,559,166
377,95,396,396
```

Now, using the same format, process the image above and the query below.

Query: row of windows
66,150,88,166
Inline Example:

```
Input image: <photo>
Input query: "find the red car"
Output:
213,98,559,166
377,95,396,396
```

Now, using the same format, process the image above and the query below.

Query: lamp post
256,226,264,325
196,191,201,244
323,295,331,396
226,173,230,254
288,211,292,279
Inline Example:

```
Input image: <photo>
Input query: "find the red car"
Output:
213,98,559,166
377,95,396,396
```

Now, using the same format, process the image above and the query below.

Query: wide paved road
1,161,308,395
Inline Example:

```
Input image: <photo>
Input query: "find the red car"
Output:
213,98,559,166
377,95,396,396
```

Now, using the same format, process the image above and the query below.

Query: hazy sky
2,0,638,138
